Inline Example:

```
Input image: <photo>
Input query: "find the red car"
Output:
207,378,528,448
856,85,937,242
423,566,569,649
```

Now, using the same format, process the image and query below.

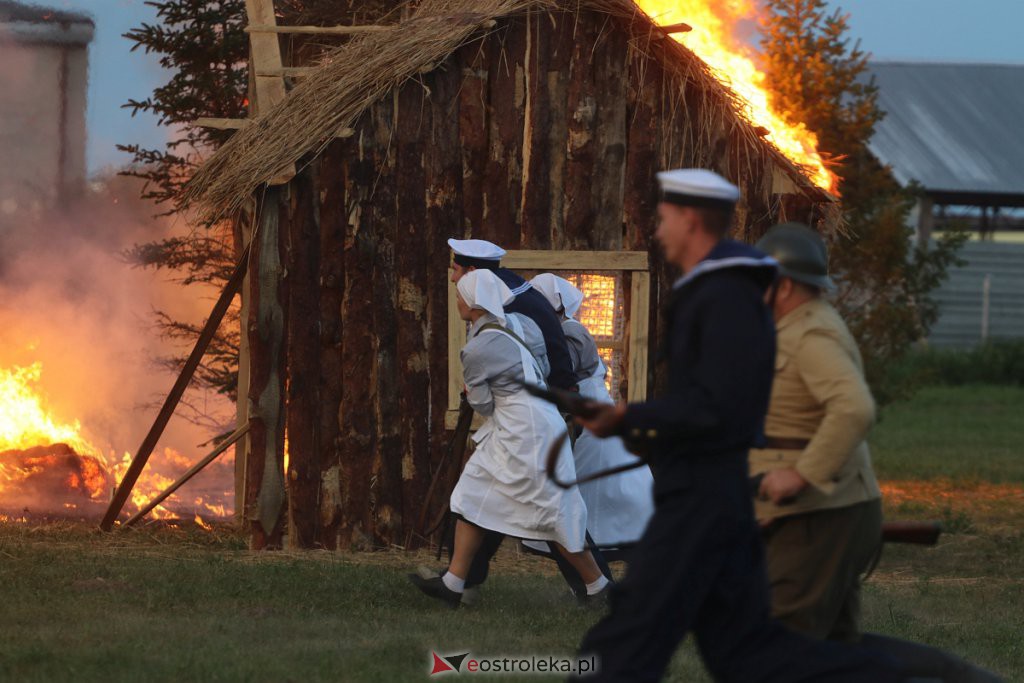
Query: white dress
449,315,589,552
573,359,655,547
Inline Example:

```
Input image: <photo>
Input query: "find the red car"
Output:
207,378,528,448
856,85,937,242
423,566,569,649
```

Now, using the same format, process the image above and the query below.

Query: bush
883,341,1024,398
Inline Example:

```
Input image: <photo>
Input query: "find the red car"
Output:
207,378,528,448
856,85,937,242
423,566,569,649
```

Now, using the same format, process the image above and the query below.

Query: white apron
450,318,589,553
573,361,655,547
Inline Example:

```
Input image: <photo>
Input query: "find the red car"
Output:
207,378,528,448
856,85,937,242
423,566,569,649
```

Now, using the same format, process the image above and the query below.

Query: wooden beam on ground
244,0,294,185
245,23,391,35
124,424,251,528
100,242,252,531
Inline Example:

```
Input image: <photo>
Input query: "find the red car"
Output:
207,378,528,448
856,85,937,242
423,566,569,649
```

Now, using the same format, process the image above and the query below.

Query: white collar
673,255,778,290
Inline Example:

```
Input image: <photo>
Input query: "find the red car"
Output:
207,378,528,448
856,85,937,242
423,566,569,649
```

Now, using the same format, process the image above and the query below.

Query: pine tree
760,0,965,403
118,0,249,404
118,1,403,406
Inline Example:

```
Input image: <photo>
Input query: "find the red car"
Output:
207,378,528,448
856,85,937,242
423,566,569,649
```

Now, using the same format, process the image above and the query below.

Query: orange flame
0,361,233,520
637,0,836,192
0,363,95,456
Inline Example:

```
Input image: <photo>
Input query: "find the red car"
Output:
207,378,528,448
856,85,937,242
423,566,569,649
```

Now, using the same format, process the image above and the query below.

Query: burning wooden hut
179,0,837,550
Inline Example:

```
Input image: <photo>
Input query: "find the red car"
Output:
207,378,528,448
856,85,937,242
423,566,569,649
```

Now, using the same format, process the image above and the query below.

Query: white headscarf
530,273,584,320
457,269,514,324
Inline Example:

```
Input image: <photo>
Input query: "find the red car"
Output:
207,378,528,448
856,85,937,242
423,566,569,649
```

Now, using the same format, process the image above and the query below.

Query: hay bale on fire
175,0,837,550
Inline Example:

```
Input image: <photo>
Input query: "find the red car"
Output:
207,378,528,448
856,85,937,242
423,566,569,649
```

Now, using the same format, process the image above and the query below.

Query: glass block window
561,272,626,399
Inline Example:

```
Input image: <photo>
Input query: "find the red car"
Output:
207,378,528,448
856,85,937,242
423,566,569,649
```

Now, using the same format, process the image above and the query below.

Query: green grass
871,384,1024,483
1,384,1022,682
0,525,710,683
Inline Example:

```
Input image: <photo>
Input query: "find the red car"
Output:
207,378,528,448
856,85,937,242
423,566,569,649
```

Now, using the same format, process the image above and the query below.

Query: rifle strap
476,322,543,373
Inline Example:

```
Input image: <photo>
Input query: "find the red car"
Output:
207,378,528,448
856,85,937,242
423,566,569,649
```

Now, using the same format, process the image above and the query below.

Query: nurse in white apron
409,270,610,607
531,274,655,550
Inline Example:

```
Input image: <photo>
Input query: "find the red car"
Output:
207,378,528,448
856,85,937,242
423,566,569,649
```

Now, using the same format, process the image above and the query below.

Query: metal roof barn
868,62,1024,208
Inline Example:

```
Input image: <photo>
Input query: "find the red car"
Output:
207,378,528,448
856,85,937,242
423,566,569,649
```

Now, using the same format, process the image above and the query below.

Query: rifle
414,394,475,549
751,473,942,546
524,383,652,489
880,520,942,546
527,383,944,549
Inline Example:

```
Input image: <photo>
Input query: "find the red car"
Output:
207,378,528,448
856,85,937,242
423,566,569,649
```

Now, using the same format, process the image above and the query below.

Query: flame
0,361,234,520
0,363,95,455
194,513,213,531
637,0,836,192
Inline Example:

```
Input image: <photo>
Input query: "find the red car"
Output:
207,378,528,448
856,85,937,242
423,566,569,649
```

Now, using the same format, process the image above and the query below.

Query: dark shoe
408,572,462,609
416,566,481,607
579,581,613,609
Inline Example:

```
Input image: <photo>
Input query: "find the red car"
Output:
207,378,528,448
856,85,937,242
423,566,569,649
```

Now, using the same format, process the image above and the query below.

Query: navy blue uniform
575,241,904,682
494,268,576,391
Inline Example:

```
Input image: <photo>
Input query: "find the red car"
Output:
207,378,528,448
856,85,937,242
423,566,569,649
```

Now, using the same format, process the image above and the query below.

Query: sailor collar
672,240,778,291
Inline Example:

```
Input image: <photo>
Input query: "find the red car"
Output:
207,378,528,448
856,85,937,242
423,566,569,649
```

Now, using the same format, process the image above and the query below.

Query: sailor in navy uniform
447,239,613,604
449,239,575,391
572,170,908,682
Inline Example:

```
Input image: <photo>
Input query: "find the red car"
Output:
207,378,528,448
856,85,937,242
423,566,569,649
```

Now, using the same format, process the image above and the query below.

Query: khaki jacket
750,298,881,521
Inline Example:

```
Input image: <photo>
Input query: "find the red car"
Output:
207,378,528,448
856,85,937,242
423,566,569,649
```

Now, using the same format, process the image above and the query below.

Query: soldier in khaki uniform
750,222,881,640
753,222,1002,682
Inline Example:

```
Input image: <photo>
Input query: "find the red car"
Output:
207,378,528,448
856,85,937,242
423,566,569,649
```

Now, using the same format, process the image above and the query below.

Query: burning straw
181,0,837,230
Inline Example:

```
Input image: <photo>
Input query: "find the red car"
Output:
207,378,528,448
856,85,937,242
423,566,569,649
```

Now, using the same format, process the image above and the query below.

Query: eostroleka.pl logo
431,652,471,675
429,651,598,676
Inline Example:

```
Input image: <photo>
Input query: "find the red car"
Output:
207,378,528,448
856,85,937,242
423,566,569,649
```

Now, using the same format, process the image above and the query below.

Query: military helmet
756,222,835,291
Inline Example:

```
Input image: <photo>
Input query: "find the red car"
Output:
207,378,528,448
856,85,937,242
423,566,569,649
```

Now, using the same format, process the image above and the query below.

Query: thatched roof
181,0,834,223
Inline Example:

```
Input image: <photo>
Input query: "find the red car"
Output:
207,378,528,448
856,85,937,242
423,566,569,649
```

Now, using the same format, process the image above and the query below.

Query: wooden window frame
446,250,650,429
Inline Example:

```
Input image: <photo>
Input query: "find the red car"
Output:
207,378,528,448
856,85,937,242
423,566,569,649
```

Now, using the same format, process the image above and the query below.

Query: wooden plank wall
268,9,815,549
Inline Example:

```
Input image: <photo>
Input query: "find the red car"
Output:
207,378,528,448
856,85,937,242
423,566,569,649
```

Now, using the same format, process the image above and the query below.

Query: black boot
408,572,462,609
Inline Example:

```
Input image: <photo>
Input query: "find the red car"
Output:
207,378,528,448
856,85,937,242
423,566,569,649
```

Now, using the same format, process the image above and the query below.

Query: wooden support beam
660,22,693,34
501,250,649,271
234,210,254,523
124,424,251,528
100,242,252,531
246,187,288,549
244,0,294,185
194,117,354,140
195,117,248,130
627,271,651,402
254,67,316,78
245,23,391,35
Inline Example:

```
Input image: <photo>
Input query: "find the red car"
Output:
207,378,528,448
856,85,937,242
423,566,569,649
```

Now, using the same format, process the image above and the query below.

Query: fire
0,361,234,521
637,0,836,192
194,513,213,531
0,363,95,456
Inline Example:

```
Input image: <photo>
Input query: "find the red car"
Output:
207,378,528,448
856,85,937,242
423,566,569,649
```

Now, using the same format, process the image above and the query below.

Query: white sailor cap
448,238,506,268
657,169,740,210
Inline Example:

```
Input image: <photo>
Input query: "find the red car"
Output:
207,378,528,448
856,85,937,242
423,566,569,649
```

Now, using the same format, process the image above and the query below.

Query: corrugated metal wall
929,242,1024,347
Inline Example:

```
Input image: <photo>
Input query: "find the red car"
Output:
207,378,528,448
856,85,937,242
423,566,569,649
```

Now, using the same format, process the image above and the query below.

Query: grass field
1,385,1022,682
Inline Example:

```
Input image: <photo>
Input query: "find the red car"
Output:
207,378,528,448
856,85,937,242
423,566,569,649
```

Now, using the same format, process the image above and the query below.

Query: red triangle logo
431,652,455,675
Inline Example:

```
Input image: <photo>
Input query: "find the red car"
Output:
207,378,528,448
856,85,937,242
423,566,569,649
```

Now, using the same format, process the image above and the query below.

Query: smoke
0,174,236,517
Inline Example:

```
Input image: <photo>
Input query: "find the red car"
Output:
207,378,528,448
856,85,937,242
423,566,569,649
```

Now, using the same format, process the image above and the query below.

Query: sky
46,0,1024,173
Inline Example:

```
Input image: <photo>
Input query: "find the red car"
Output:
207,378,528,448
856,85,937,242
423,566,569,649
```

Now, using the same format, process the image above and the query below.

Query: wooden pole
246,186,288,549
123,424,251,527
244,23,391,35
99,243,252,531
235,210,254,523
244,0,295,185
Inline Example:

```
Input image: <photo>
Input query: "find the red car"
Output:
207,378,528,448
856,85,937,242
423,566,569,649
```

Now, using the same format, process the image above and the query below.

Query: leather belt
762,436,811,451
